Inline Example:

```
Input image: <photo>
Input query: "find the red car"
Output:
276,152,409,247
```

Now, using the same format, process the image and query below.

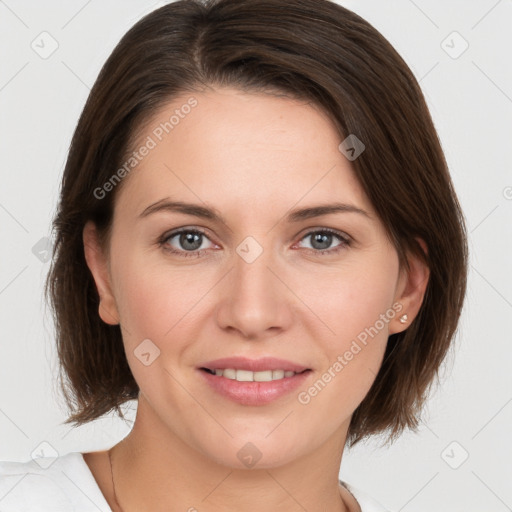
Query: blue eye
160,228,214,258
158,227,351,258
297,229,350,255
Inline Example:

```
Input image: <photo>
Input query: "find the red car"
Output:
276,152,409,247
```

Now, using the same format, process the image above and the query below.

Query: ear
83,220,120,325
389,239,430,335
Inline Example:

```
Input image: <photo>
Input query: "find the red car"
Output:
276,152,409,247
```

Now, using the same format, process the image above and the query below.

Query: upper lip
199,356,310,373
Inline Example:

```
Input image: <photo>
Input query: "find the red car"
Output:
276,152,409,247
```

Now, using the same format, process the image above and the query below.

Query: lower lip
198,369,312,406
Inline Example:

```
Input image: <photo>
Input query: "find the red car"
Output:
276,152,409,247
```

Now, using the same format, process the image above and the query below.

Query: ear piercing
399,314,408,324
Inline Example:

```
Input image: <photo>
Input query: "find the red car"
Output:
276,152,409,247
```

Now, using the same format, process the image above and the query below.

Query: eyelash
158,227,351,258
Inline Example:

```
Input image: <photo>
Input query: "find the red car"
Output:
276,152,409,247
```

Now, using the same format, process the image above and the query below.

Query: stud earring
399,314,408,324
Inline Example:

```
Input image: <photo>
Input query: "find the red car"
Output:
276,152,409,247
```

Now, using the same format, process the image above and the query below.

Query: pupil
312,233,331,250
180,232,202,251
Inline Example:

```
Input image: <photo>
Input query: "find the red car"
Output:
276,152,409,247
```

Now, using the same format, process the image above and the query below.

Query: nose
215,245,293,340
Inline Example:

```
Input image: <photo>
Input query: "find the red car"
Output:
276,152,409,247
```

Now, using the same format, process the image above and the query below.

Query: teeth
223,369,237,379
236,370,253,382
209,368,300,382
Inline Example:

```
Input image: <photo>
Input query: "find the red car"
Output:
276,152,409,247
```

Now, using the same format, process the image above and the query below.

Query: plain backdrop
1,1,511,510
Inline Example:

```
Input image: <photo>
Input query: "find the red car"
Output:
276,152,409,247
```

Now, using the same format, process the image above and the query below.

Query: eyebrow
139,199,370,223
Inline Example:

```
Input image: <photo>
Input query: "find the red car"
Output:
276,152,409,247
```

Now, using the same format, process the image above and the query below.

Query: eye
296,228,351,255
159,228,216,257
158,227,351,259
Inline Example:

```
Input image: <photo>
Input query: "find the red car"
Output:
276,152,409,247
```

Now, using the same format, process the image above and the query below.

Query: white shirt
0,452,390,511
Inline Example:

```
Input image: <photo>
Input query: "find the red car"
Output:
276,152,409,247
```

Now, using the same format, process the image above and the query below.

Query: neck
111,395,354,512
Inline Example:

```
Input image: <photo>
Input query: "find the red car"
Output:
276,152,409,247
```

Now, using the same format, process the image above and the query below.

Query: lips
205,368,301,382
197,356,312,406
199,356,310,373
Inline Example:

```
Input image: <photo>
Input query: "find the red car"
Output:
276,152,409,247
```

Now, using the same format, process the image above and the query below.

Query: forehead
115,87,373,220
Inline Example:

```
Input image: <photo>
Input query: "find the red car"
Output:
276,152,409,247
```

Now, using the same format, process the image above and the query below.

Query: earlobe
83,221,120,325
390,240,430,335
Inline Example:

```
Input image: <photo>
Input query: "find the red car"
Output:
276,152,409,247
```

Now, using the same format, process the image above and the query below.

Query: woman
0,0,467,510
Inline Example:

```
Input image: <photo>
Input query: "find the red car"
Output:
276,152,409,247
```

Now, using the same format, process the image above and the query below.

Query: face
85,87,421,469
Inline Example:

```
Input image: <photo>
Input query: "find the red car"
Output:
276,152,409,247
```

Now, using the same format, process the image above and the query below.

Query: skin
82,87,429,512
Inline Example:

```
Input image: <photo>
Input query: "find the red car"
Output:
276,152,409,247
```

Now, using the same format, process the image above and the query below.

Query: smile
197,356,312,405
201,368,305,382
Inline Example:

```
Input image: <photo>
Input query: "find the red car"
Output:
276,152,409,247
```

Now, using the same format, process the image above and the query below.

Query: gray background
1,0,511,510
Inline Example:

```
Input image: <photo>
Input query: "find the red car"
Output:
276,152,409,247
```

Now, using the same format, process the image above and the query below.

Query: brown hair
45,0,467,446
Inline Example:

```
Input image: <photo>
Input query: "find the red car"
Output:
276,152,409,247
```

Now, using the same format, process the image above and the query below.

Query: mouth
197,357,313,406
200,367,310,382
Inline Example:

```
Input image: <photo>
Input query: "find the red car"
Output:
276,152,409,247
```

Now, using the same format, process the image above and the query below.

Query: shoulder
0,451,111,512
340,480,392,512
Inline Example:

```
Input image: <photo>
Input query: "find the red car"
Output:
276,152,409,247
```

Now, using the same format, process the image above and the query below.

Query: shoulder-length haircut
46,0,467,446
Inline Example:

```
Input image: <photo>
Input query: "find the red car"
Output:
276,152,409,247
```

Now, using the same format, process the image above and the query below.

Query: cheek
111,256,204,403
293,257,398,413
299,257,398,344
112,250,202,338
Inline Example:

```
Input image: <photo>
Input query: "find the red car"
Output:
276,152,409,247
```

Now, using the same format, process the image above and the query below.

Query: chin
199,433,305,470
